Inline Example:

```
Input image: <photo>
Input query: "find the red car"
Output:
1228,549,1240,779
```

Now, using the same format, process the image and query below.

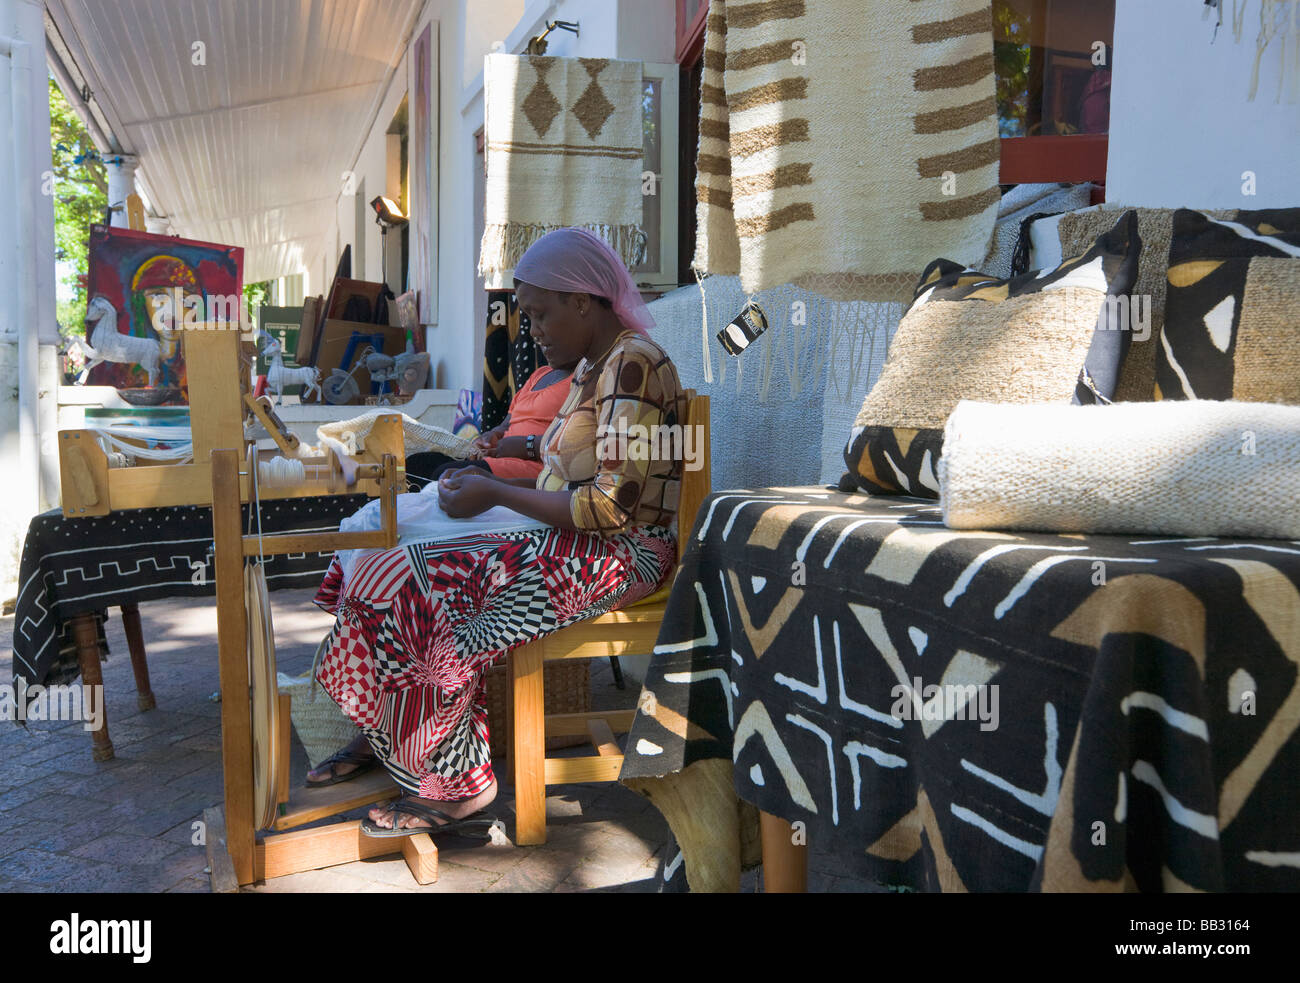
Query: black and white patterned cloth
10,496,367,695
620,486,1300,892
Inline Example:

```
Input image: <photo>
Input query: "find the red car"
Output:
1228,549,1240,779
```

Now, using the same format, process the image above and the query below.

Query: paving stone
52,862,173,893
8,792,115,822
486,849,582,893
164,875,211,893
25,806,135,854
0,818,60,856
0,848,90,885
0,779,55,813
71,831,186,866
244,866,379,894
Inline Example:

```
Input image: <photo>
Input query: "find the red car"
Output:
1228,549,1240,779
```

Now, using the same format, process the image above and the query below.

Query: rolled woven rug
938,399,1300,538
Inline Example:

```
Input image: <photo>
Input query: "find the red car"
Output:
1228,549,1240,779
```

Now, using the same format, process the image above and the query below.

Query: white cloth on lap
939,400,1300,539
336,492,549,590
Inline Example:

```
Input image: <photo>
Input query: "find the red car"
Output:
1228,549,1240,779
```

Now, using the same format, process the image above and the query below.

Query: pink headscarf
513,228,654,335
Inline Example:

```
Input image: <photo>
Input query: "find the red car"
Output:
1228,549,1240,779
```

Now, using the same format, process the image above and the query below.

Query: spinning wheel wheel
245,561,281,832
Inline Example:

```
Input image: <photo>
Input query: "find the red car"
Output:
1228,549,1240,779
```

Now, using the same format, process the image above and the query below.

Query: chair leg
608,655,625,690
119,604,157,711
509,640,547,846
71,613,114,761
759,811,808,892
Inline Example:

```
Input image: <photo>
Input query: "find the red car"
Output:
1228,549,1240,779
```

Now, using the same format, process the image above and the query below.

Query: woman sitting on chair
307,227,686,837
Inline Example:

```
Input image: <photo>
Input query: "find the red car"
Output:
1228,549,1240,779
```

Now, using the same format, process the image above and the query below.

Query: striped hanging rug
479,54,647,289
694,0,1001,300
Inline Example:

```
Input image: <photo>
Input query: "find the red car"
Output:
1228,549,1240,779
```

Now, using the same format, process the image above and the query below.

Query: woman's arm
437,471,575,527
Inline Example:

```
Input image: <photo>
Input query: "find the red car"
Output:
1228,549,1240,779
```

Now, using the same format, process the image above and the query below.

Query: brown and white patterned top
537,331,686,536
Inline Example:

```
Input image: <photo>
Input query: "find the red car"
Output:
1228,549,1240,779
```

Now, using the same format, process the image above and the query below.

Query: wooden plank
586,719,621,757
543,755,624,785
212,449,257,886
103,462,218,510
125,192,146,231
275,693,292,808
256,820,405,881
509,640,547,846
59,431,109,516
545,709,636,737
401,833,439,885
203,805,240,894
186,331,246,467
272,767,400,831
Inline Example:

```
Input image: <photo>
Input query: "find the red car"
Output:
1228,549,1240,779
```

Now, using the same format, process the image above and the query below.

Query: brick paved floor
1,591,870,893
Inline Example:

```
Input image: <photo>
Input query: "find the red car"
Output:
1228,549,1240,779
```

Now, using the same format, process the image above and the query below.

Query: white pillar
106,153,139,228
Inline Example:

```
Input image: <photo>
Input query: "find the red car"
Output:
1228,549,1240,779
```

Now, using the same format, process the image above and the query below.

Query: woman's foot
306,734,374,784
366,779,499,830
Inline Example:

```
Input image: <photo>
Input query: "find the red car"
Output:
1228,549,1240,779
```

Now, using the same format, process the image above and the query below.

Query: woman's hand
471,430,502,457
437,471,500,518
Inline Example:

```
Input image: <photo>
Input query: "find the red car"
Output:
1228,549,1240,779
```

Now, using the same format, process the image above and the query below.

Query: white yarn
92,426,192,464
939,400,1300,539
258,456,307,487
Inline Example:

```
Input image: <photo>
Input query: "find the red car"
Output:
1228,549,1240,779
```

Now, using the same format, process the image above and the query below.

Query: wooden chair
507,392,710,845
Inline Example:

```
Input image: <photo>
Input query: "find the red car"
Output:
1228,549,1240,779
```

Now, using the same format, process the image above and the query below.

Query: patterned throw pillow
842,210,1140,497
1156,208,1300,402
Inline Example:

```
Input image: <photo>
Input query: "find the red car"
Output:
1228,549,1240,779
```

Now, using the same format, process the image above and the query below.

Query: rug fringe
479,223,648,281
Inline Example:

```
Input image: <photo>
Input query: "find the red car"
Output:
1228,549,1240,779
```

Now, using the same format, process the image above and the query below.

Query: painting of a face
85,225,242,398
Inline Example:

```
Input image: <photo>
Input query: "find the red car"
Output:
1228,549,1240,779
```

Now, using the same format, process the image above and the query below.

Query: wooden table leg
119,604,157,711
70,613,114,762
760,810,807,893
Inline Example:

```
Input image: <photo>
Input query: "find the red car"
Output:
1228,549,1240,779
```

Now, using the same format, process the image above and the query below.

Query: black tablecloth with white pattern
10,495,367,694
619,486,1300,892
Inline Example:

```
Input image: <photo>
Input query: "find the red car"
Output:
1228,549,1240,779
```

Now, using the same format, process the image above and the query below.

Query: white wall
1107,0,1300,209
308,0,675,393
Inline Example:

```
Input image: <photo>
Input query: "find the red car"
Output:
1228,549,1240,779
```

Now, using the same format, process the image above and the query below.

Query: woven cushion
842,209,1141,497
1046,207,1234,402
1157,208,1300,402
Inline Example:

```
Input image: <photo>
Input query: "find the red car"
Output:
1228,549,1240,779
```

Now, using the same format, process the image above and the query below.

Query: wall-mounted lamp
370,195,408,228
526,19,580,56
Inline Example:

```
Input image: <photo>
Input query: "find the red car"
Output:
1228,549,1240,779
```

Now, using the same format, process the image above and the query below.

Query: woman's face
516,282,590,369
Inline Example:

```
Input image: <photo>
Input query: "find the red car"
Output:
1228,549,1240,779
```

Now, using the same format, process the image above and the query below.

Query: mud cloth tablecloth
617,486,1300,893
10,495,367,694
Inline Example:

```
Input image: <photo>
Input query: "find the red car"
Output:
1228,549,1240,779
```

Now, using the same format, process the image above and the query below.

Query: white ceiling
46,0,425,283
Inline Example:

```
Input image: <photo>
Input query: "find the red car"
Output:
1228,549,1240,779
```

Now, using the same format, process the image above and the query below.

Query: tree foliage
49,77,108,336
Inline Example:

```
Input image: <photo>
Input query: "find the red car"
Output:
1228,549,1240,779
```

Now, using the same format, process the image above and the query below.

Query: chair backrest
676,390,711,557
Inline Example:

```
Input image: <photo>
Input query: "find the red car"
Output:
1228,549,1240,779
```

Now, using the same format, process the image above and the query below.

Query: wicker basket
484,658,590,756
277,672,361,770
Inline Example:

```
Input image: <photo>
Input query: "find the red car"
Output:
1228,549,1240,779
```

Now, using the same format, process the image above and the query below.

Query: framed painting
83,225,244,400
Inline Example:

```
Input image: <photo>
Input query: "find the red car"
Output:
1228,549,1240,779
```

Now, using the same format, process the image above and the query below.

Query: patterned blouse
536,330,686,537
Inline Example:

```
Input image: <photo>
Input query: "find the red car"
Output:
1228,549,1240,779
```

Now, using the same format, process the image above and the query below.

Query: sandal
360,795,499,839
304,746,378,788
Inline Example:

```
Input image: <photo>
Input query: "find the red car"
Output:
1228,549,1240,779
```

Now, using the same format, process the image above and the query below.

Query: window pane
634,78,661,276
994,0,1114,137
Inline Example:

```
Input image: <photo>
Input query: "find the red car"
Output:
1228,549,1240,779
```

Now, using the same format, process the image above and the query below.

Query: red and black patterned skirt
313,524,675,799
